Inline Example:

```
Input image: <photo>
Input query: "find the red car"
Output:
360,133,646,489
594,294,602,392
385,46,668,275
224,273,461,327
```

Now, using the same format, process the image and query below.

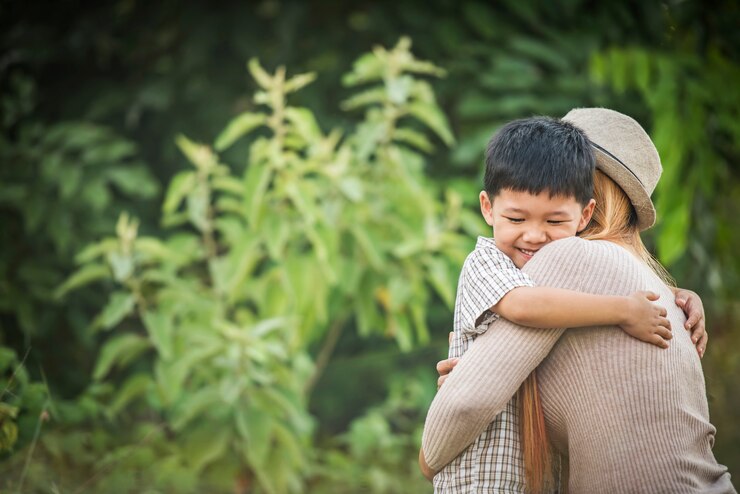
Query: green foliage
29,39,466,492
309,372,435,493
1,1,737,489
0,71,161,402
0,348,48,455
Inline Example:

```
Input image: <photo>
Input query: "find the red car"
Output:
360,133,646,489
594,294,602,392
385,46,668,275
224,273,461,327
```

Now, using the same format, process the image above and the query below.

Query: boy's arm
493,286,673,348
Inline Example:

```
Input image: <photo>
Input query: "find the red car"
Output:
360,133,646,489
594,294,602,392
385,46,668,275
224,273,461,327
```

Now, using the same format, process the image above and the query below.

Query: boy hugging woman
420,111,731,494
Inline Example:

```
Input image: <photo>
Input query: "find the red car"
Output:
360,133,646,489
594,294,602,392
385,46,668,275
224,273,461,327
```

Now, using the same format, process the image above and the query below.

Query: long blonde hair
580,170,674,285
519,169,673,493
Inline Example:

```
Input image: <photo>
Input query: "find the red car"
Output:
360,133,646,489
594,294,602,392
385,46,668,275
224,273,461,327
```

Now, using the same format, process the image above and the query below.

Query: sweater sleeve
421,237,589,471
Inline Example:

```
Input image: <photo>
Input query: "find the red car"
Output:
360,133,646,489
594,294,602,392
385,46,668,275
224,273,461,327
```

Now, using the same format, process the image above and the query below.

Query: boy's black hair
484,116,595,206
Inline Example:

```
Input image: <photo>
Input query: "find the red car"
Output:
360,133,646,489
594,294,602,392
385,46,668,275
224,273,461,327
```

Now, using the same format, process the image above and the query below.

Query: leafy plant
45,38,468,493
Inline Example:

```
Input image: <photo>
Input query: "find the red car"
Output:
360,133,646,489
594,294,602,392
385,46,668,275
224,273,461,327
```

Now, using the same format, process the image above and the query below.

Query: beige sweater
422,237,734,493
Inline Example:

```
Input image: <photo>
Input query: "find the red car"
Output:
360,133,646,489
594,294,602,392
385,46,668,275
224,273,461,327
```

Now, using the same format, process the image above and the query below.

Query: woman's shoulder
523,237,638,289
538,236,630,260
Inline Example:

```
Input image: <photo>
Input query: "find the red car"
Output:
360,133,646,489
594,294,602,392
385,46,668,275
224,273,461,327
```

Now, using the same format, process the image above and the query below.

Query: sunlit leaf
214,112,267,151
93,333,150,380
54,263,110,299
95,291,136,331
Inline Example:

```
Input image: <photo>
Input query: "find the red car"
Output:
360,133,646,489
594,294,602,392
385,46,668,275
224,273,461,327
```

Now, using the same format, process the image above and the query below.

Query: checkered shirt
434,237,534,493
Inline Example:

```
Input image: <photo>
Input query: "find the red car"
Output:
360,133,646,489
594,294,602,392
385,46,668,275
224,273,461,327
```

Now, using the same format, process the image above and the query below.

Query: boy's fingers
658,317,671,330
656,326,672,340
645,291,660,301
652,335,670,349
658,306,668,317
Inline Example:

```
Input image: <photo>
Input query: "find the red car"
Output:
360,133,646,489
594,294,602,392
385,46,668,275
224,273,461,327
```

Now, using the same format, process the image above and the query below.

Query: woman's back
534,238,732,493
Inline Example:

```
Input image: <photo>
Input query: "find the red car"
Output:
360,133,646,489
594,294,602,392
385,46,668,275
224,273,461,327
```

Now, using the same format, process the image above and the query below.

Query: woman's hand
419,448,436,482
674,288,708,358
436,357,459,389
437,332,460,389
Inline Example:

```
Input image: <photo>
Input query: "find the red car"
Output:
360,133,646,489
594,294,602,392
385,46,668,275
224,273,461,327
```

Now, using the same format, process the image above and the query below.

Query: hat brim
593,147,656,231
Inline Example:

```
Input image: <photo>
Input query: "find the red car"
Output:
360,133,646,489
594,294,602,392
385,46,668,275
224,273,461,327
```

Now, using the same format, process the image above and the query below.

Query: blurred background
1,1,738,492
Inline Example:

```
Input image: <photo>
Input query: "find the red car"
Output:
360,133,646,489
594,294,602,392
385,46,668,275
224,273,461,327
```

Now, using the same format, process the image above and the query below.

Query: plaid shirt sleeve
458,245,535,336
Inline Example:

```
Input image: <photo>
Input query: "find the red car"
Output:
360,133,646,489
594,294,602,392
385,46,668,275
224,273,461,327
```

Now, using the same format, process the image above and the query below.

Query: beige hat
562,108,662,231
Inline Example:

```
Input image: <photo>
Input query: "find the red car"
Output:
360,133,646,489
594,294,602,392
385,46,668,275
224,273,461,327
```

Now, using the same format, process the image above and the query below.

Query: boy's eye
504,216,524,223
547,220,566,225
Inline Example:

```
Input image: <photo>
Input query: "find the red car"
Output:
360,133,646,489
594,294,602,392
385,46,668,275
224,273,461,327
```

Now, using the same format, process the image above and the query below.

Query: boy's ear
479,191,495,226
577,198,596,232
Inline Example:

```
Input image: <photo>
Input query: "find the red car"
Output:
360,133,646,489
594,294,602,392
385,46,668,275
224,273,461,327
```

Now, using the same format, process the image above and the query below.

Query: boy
422,117,674,492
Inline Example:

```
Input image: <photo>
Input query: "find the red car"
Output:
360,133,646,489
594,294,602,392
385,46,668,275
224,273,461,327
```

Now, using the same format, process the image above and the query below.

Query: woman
421,108,734,493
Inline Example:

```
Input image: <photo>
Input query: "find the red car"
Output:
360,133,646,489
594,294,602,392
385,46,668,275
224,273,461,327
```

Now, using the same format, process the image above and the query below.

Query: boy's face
480,189,595,269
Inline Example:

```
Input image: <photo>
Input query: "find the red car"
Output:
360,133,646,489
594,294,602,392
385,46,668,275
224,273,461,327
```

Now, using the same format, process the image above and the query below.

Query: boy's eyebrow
501,207,573,216
547,210,573,217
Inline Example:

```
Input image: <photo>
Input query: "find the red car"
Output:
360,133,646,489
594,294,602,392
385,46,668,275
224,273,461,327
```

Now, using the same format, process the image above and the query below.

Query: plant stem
304,318,345,396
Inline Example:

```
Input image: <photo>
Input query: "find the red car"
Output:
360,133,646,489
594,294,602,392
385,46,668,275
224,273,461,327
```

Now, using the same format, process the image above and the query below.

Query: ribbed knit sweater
422,237,734,493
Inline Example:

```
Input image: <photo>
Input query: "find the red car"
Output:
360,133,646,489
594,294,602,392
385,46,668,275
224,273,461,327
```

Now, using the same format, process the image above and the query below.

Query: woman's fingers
697,331,708,358
436,358,458,377
437,375,448,389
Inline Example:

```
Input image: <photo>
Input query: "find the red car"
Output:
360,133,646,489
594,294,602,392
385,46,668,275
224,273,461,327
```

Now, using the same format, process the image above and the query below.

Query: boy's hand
621,291,672,348
675,289,708,358
436,357,459,389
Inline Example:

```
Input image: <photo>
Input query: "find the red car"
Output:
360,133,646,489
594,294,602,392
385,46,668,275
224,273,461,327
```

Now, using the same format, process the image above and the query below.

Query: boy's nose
522,228,547,244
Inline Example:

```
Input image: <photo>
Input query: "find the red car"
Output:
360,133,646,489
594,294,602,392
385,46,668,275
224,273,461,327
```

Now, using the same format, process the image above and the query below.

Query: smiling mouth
517,248,538,257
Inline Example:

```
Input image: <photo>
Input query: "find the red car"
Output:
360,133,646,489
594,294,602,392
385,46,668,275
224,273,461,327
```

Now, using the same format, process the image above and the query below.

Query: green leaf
214,112,266,151
142,310,174,360
176,134,217,171
96,291,136,331
163,171,196,215
109,373,152,415
238,404,272,469
248,58,273,90
75,239,118,264
187,182,210,232
58,165,82,199
657,206,690,266
339,177,364,202
54,263,110,299
283,72,317,94
386,75,413,105
392,128,434,153
341,87,386,111
243,163,272,228
106,165,160,199
343,52,383,86
284,107,322,143
182,424,230,472
211,176,245,196
350,226,384,269
406,102,455,146
93,334,150,380
426,258,455,308
171,388,222,431
107,251,134,282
